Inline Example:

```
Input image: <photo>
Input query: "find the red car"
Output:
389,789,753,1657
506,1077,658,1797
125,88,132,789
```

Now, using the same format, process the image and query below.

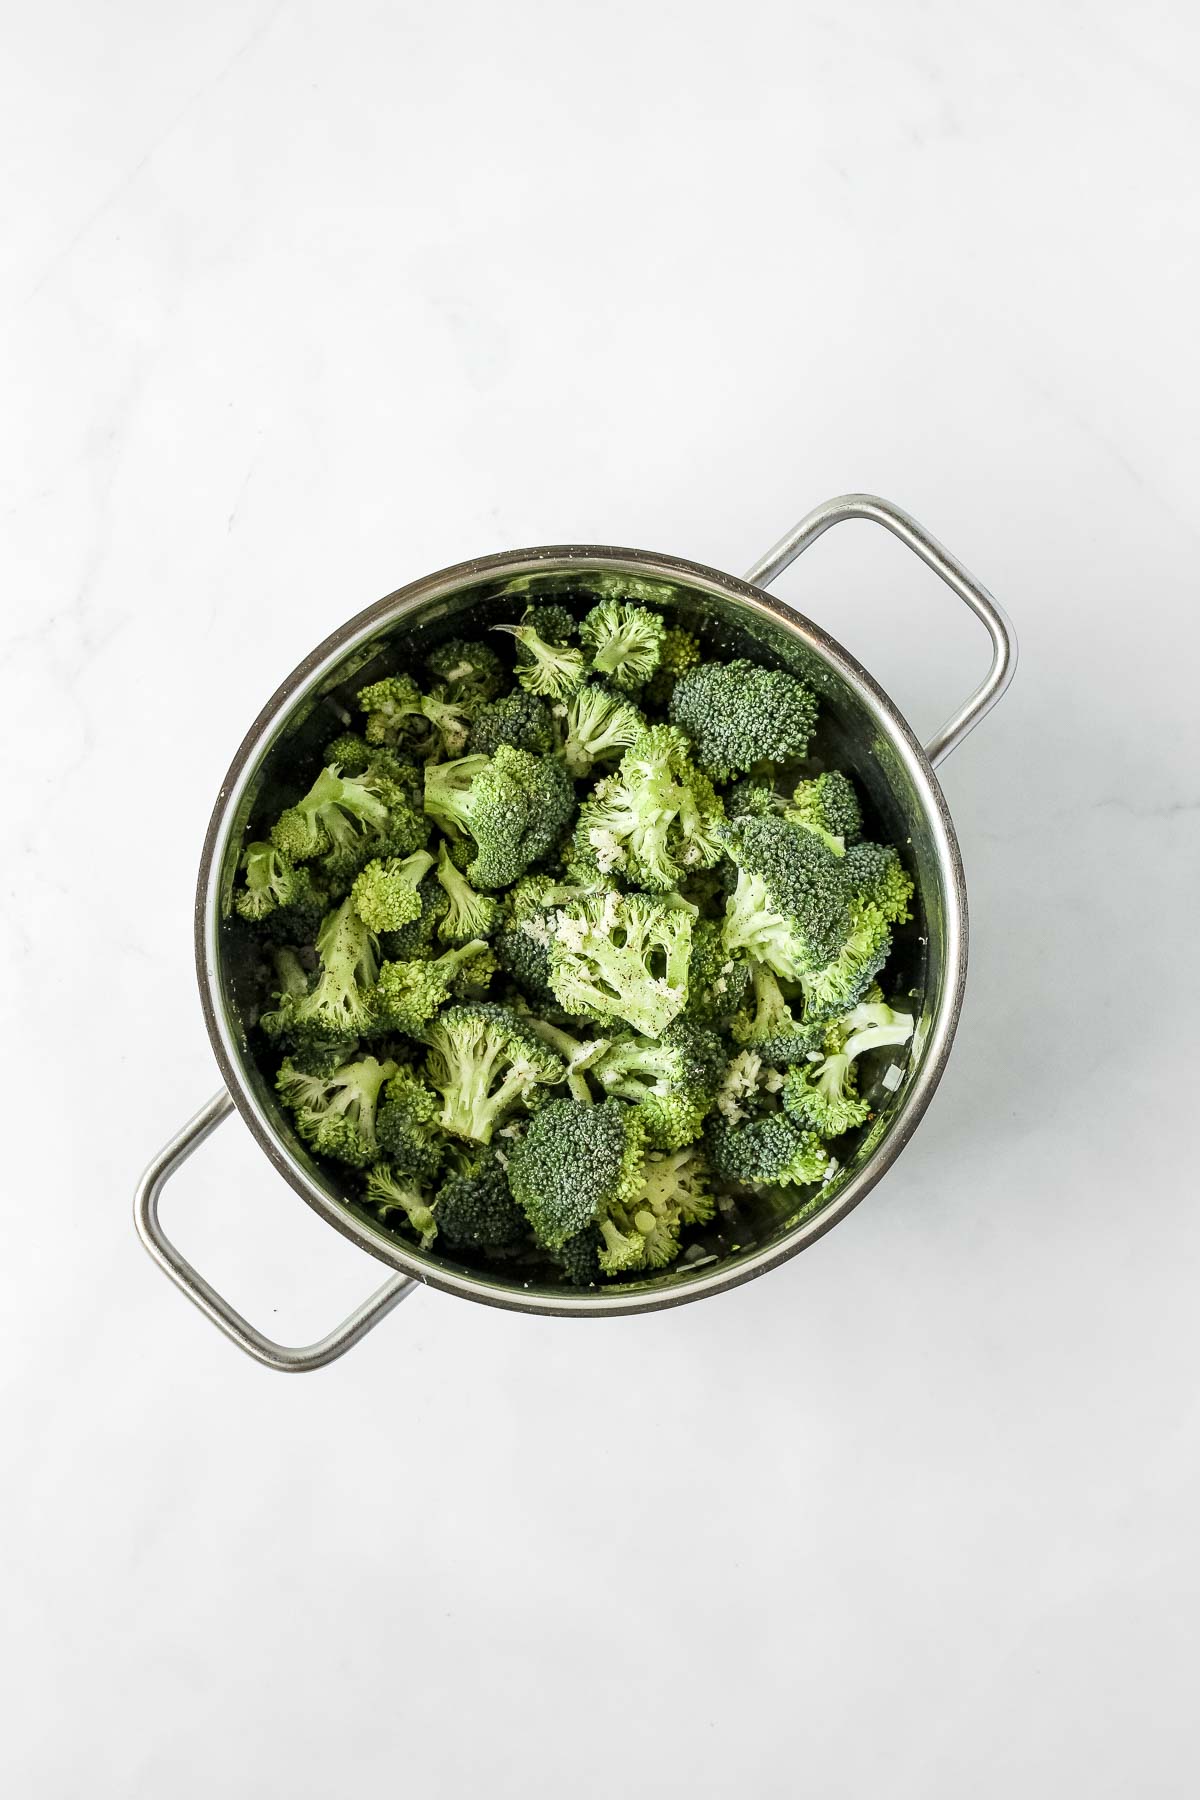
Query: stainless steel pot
134,494,1015,1370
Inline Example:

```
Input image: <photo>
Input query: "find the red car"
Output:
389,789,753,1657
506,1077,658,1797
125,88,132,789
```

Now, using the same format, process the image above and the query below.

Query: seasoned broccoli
786,771,863,854
466,688,555,758
684,918,753,1026
270,765,390,862
670,659,819,778
493,620,588,700
424,746,575,889
730,962,822,1065
365,1164,439,1248
375,1066,446,1182
713,1047,785,1123
507,1097,646,1250
843,841,915,926
639,1143,715,1225
591,1019,725,1149
721,814,852,980
350,850,436,931
435,841,502,943
522,1015,609,1105
421,1002,565,1143
234,841,302,921
547,889,693,1038
436,1147,527,1249
561,682,646,777
578,598,665,690
705,1112,830,1188
571,725,725,892
425,637,505,705
372,939,491,1037
276,1053,397,1168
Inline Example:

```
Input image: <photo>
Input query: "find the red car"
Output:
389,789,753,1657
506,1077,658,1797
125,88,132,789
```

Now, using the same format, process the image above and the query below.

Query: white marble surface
4,2,1199,1793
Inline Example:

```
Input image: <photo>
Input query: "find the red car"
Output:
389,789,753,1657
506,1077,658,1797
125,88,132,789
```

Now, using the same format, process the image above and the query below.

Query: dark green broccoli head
507,1098,647,1250
669,659,819,778
705,1112,830,1188
843,841,915,926
465,745,577,890
555,1224,602,1286
787,771,863,852
378,873,449,960
721,814,852,980
436,1148,527,1249
684,918,753,1026
467,689,555,758
375,1066,446,1181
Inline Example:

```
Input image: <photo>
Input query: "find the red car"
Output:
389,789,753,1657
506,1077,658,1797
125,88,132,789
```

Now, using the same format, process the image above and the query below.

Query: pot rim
195,544,966,1317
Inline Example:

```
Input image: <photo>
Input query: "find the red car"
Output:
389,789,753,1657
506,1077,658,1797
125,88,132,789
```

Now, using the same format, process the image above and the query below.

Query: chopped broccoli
522,1015,608,1105
571,725,725,892
645,625,701,707
435,840,502,943
730,962,821,1065
424,746,575,889
786,771,863,854
590,1019,725,1149
578,598,665,690
522,602,577,645
276,1052,397,1168
705,1112,830,1188
436,1147,527,1249
725,778,786,821
270,765,390,862
721,814,852,980
378,872,449,961
670,659,819,778
262,898,379,1042
683,918,752,1026
365,1163,439,1248
493,620,588,700
841,997,915,1057
781,1054,869,1139
372,939,490,1037
547,889,693,1038
356,674,472,760
561,682,646,777
350,850,436,931
507,1097,646,1250
421,1002,565,1143
843,841,915,925
234,841,301,921
713,1047,785,1123
640,1143,715,1225
425,637,505,705
466,688,555,758
798,899,892,1019
252,864,330,947
375,1066,446,1182
555,1224,602,1287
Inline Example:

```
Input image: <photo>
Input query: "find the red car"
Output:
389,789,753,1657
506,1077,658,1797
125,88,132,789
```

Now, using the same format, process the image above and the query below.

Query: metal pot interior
199,550,963,1316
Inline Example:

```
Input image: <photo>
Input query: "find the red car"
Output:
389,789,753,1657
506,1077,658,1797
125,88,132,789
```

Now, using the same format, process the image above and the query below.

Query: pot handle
134,1091,416,1371
744,493,1016,766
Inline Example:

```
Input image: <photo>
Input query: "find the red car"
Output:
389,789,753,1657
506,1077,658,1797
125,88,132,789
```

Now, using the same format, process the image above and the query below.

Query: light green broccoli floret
372,939,490,1037
275,1052,397,1168
365,1164,439,1248
270,765,390,862
843,841,915,925
578,598,665,690
493,620,588,700
590,1019,726,1149
435,840,502,943
561,682,646,777
424,746,576,890
420,1002,566,1143
785,771,863,855
234,841,302,920
547,889,693,1038
375,1067,446,1182
571,725,725,892
350,850,436,931
356,674,471,760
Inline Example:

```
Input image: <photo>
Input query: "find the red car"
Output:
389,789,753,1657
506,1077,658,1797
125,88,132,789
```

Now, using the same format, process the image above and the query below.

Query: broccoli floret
547,889,693,1038
435,841,502,943
781,1054,869,1139
252,864,330,946
725,778,786,821
798,900,892,1019
591,1019,725,1150
786,771,863,854
378,873,449,961
713,1047,785,1123
447,941,499,999
436,1147,527,1249
420,1002,565,1143
684,918,753,1026
522,1015,608,1105
372,939,491,1037
507,1097,646,1250
467,689,555,758
645,625,701,707
578,598,664,690
270,765,390,862
276,1053,397,1168
322,731,373,775
840,997,915,1057
669,659,819,778
705,1112,830,1188
639,1143,715,1225
424,747,576,889
843,841,915,926
555,1224,601,1286
375,1066,446,1182
523,602,577,645
571,725,725,892
721,815,852,980
365,1163,439,1248
349,850,436,931
493,621,588,700
356,674,472,760
263,898,379,1041
561,682,646,778
234,841,301,921
425,637,505,705
730,962,822,1065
